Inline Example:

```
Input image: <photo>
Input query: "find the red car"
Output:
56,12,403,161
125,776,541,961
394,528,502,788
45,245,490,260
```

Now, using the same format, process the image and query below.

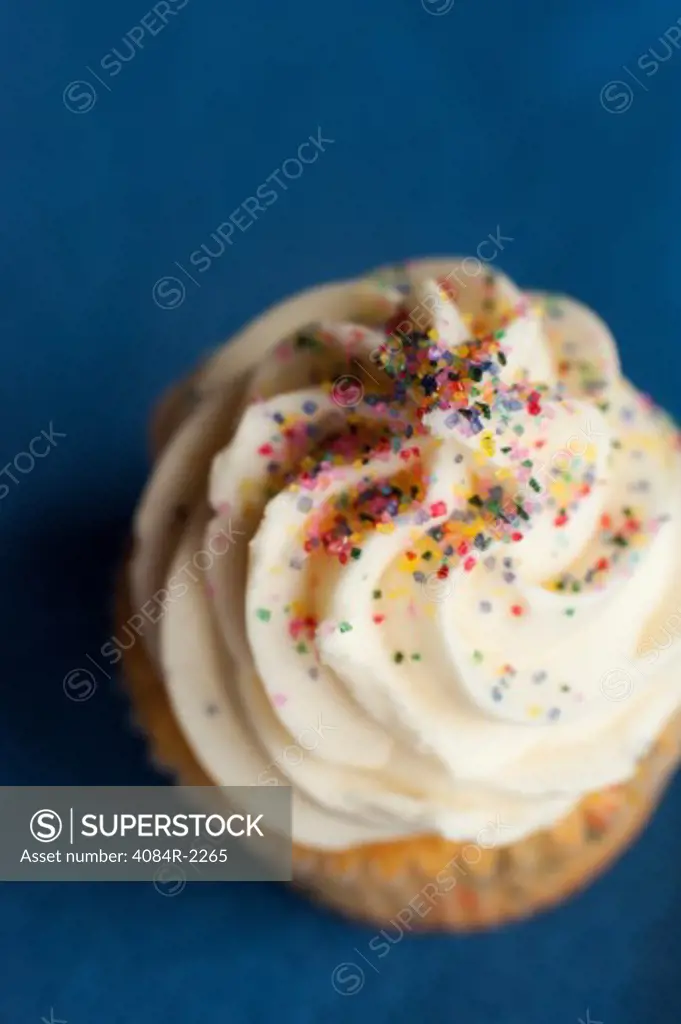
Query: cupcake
121,258,681,930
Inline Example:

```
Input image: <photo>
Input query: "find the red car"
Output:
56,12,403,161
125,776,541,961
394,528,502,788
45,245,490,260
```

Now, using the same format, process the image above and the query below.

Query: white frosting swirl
130,259,681,849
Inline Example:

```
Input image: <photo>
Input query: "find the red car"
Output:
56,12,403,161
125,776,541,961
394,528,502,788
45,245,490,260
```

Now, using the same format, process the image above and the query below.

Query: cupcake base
117,565,681,931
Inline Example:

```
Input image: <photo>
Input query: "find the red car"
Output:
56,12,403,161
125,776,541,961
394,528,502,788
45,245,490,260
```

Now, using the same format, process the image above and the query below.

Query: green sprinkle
564,608,575,617
256,608,271,622
372,589,382,599
295,331,322,350
339,621,353,633
473,650,484,663
529,478,541,492
351,547,362,560
410,653,422,661
296,642,308,653
394,651,404,664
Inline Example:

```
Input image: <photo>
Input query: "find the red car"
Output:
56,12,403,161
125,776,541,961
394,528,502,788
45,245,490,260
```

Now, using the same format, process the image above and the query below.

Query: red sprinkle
430,501,447,517
527,391,542,416
511,604,524,617
463,556,476,572
384,308,411,340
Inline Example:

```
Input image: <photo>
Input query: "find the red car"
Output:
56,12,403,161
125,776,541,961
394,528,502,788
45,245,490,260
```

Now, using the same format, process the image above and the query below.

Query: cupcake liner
116,561,681,931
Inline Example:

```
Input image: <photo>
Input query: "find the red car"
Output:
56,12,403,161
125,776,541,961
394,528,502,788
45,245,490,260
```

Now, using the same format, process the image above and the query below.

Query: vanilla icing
130,259,681,849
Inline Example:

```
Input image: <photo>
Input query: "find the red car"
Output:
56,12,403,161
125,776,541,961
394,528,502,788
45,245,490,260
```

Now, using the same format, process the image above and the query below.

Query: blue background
2,0,681,1020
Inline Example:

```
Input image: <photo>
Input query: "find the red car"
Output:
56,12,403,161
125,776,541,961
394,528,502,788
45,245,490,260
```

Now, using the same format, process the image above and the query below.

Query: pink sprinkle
272,693,288,707
275,342,293,362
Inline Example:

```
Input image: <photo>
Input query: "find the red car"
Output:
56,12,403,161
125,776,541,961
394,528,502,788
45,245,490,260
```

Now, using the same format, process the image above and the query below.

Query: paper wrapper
117,567,681,931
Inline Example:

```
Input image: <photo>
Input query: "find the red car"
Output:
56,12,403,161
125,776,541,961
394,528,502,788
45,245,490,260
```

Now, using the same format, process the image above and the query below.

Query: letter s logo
30,809,63,842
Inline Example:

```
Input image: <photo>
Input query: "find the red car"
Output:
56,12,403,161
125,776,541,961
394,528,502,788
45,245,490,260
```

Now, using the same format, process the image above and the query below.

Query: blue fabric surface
3,0,681,1020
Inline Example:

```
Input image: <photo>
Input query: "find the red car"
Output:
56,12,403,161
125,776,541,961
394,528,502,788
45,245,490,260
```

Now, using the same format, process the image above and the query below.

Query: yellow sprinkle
526,705,543,719
480,431,495,457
